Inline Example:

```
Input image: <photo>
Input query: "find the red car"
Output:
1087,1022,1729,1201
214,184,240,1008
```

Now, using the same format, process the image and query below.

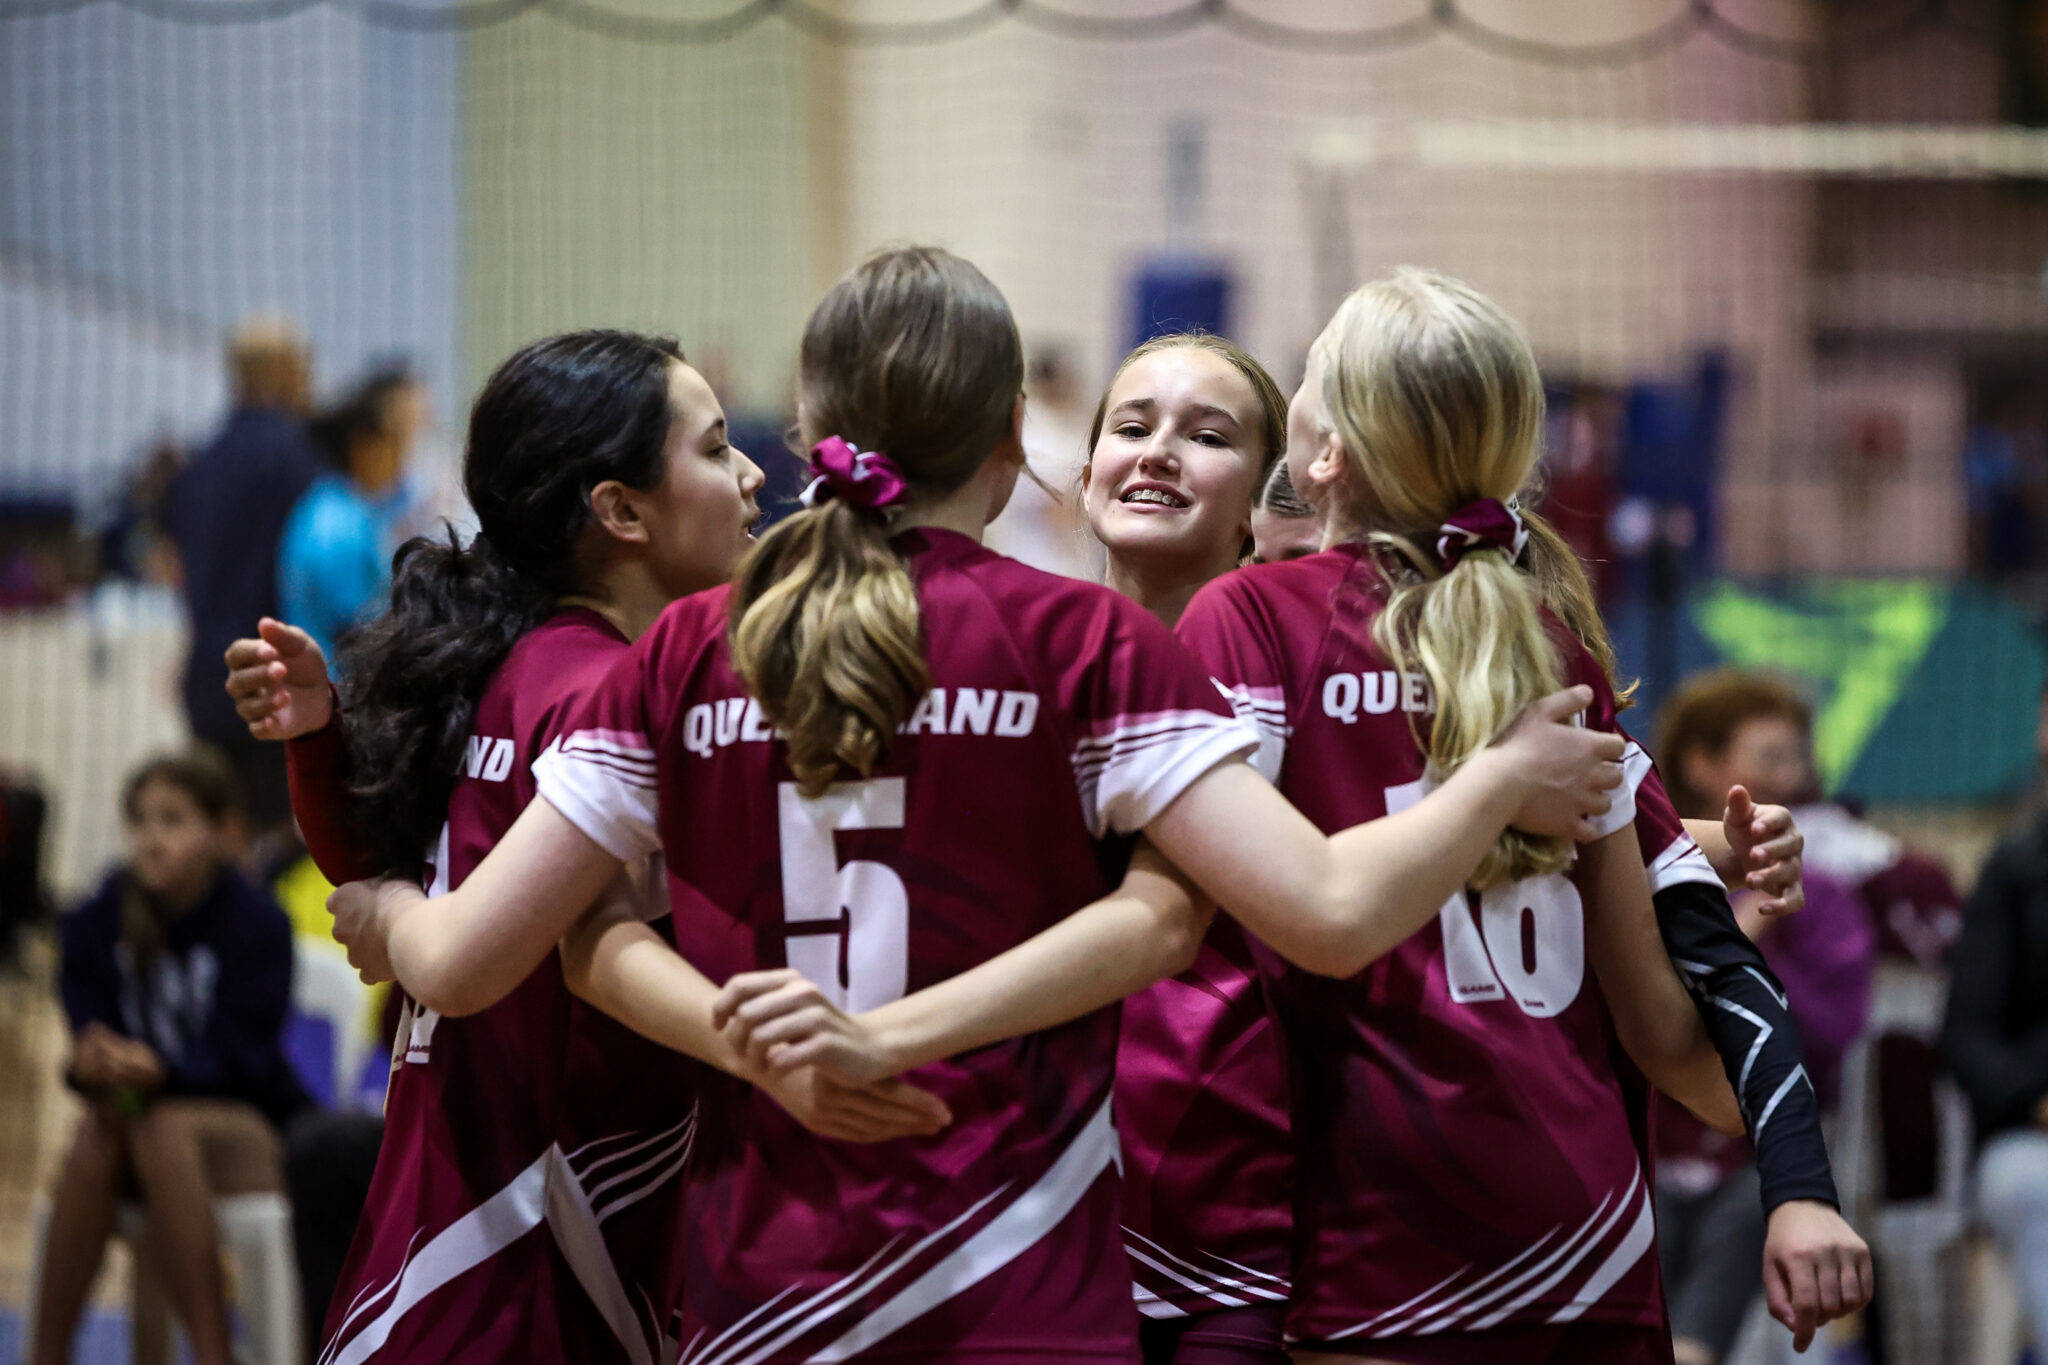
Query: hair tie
800,436,909,521
1433,497,1527,570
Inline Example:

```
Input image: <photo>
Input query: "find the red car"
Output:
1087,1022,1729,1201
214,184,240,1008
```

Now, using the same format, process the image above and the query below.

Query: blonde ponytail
732,501,928,794
1519,506,1636,708
1313,267,1572,889
1371,542,1572,889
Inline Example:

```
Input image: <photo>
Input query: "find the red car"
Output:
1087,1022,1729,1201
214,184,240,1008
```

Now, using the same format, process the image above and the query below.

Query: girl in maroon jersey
221,331,952,1365
325,247,1635,1361
1084,320,1870,1363
995,330,1817,1365
1241,269,1838,1363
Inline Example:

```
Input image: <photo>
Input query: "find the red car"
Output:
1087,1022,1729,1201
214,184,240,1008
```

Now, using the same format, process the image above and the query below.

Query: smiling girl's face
1082,345,1266,577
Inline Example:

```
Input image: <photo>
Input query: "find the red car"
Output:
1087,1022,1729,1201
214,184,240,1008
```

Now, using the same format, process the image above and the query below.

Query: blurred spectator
1537,380,1622,602
278,363,425,661
1964,384,2048,581
1940,682,2048,1356
97,437,184,586
159,317,323,837
0,770,50,972
984,343,1102,579
31,749,308,1365
1795,802,1964,972
1652,669,1876,1365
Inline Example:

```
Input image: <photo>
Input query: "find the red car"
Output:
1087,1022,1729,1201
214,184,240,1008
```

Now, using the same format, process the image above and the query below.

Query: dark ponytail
338,330,684,877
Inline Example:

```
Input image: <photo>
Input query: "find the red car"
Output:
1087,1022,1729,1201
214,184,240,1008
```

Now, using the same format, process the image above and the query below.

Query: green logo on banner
1691,580,1949,793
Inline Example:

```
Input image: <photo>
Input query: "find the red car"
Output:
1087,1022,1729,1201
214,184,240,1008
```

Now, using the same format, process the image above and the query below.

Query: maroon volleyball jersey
321,610,698,1365
533,528,1255,1363
1117,910,1293,1322
1115,617,1715,1329
1175,544,1665,1347
1630,760,1722,902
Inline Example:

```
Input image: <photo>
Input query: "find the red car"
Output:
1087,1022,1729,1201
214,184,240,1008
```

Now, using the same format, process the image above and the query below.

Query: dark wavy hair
338,330,684,877
309,362,416,473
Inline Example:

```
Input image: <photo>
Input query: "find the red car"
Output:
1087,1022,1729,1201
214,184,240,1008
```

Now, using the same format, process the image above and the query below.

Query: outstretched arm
330,797,622,1015
1653,878,1871,1349
224,618,381,882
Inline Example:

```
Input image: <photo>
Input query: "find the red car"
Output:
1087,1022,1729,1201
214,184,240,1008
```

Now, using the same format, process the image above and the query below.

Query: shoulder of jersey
495,610,636,732
1192,547,1357,611
644,582,737,642
942,540,1142,620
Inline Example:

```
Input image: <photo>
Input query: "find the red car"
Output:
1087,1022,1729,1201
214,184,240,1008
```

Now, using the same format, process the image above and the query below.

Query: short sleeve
1055,591,1255,838
1555,635,1647,842
1177,575,1290,783
1631,753,1723,892
531,613,672,864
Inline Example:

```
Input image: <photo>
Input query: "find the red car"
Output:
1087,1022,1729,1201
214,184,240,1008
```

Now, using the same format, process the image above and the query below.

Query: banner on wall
1612,579,2045,804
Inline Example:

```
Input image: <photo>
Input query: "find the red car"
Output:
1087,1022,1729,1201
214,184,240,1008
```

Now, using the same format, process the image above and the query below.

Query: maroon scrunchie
800,436,910,519
1433,497,1528,569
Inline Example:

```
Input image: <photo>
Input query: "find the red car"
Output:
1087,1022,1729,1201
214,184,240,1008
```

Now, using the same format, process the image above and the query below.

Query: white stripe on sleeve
1072,709,1258,838
534,733,663,864
1212,681,1288,784
1585,740,1650,842
1646,831,1724,893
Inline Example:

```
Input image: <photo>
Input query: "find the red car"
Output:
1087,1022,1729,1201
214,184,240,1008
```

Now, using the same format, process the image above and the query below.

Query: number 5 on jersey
778,778,910,1012
1384,779,1584,1019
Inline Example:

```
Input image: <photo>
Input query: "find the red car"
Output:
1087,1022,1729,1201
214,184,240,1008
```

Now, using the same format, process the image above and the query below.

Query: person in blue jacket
278,363,426,661
31,750,308,1365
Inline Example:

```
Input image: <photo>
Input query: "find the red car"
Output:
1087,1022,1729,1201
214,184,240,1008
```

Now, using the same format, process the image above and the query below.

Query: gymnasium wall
0,6,462,501
460,13,817,414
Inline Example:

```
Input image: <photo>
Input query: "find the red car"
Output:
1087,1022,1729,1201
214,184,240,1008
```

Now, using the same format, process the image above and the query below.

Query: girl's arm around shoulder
559,885,952,1144
329,796,624,1015
1141,688,1623,979
715,840,1210,1083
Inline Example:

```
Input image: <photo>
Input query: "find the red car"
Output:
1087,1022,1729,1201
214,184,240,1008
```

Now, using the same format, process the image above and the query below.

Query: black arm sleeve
1654,880,1840,1213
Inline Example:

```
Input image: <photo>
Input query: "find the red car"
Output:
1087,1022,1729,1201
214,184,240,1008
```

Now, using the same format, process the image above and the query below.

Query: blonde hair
729,246,1023,795
1311,267,1567,889
1520,505,1634,707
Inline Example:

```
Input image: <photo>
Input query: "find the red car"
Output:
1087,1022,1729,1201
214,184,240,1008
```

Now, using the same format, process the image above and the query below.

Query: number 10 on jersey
1384,779,1585,1019
778,778,910,1012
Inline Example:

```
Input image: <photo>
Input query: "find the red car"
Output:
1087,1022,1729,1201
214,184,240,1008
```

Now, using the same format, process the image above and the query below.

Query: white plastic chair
289,941,373,1111
1965,1234,2028,1365
20,938,367,1365
23,1190,300,1365
1832,962,1975,1364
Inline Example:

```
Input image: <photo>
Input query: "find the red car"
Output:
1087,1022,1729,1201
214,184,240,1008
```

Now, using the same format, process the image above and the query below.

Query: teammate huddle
225,248,1873,1364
